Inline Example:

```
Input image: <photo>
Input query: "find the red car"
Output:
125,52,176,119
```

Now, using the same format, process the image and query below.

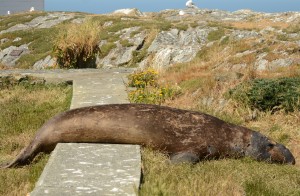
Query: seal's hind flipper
0,162,10,169
170,152,199,164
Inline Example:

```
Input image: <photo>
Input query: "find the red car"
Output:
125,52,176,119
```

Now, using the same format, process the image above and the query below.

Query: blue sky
45,0,300,13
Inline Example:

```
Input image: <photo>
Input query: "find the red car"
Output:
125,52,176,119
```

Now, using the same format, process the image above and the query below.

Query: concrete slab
31,144,141,196
28,68,141,196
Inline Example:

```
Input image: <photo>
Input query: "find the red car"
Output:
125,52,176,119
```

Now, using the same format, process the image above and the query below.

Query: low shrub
53,19,101,68
128,68,175,104
128,68,158,88
227,77,300,112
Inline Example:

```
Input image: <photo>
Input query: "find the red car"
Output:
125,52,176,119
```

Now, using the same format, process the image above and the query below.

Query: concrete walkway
1,68,141,195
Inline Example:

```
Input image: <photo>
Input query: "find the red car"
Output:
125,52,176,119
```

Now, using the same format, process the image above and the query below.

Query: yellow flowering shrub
128,68,158,88
128,68,174,104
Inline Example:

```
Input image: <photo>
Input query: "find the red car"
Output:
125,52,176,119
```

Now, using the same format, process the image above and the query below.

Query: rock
13,37,22,42
269,58,293,70
255,53,268,70
111,8,144,17
260,26,276,34
231,63,247,71
33,55,57,70
0,13,74,34
97,30,147,68
117,27,141,40
231,30,261,40
0,44,30,67
286,12,300,23
147,27,214,69
235,50,255,58
0,38,9,44
103,21,113,27
201,97,214,107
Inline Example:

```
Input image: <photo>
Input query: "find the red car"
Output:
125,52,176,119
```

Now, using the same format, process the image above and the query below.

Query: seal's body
1,104,295,168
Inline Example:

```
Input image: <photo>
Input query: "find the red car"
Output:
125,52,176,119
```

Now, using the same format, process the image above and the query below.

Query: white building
0,0,44,15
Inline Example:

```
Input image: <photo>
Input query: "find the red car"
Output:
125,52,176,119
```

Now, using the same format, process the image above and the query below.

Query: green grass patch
130,48,147,66
0,83,72,195
120,39,134,47
99,42,117,58
207,28,225,42
140,148,300,195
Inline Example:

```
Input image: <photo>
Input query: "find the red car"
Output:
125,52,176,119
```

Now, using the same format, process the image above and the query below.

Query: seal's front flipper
170,152,199,164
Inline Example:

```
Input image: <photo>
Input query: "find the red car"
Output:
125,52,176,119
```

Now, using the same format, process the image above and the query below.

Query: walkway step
30,68,141,196
31,143,140,195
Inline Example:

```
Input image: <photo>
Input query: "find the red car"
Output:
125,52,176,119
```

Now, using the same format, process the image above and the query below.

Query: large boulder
97,27,147,68
111,8,144,17
147,27,215,69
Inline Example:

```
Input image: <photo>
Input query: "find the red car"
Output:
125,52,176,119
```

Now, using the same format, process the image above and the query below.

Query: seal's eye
267,143,275,149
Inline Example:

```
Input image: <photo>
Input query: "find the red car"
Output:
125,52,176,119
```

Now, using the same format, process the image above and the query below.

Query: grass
53,19,101,68
0,83,72,196
99,42,117,58
140,148,300,195
207,28,225,42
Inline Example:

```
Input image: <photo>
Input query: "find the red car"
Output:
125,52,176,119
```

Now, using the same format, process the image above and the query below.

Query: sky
45,0,300,14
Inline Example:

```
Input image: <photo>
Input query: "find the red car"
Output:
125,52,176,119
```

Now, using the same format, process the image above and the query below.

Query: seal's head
246,132,295,164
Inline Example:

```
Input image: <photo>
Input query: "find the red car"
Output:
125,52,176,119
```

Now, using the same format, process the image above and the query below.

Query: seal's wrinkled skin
1,104,295,168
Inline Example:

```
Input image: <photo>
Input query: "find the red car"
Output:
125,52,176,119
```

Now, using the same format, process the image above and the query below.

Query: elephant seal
1,104,295,168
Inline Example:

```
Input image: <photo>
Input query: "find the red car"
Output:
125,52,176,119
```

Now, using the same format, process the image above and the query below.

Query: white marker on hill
186,0,198,9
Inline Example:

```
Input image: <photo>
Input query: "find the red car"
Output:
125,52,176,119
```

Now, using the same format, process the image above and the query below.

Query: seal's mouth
269,144,295,165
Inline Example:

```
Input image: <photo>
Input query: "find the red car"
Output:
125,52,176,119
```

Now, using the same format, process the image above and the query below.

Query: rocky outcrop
0,12,74,35
0,9,299,70
97,27,147,68
0,44,30,67
111,8,144,17
33,55,57,70
147,27,215,69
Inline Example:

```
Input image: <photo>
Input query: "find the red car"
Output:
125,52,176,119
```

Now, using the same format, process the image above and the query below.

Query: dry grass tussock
0,84,71,196
53,19,101,68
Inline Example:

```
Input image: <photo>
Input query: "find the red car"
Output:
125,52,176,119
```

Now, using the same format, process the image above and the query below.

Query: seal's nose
276,144,295,165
